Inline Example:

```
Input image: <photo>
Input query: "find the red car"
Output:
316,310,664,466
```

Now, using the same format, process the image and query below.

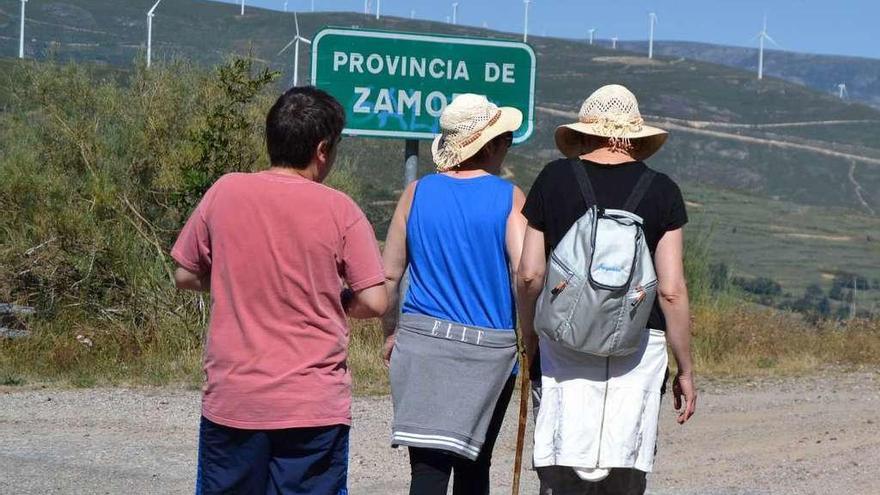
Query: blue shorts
195,416,349,495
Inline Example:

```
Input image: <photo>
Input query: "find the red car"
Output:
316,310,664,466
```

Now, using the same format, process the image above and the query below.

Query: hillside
618,40,880,109
1,0,879,307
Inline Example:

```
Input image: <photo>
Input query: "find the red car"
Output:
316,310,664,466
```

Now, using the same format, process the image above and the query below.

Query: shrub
732,276,783,297
0,57,281,385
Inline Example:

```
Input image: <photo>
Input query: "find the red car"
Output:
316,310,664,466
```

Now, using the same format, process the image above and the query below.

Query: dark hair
464,132,513,164
265,86,345,169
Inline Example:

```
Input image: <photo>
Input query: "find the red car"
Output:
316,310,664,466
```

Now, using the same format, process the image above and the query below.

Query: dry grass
348,320,390,396
343,301,880,395
3,302,878,393
691,302,880,377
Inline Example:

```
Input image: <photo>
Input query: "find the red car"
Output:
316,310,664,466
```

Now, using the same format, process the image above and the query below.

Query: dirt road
1,372,878,494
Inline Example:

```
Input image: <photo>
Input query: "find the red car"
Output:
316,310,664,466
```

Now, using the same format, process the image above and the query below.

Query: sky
210,0,879,60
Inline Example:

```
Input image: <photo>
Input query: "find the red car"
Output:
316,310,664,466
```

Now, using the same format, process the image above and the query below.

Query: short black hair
265,86,345,169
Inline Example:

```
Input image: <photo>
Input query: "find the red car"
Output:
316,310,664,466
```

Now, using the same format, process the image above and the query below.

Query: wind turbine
411,9,416,19
310,0,315,12
648,12,658,59
240,0,245,16
376,0,381,20
283,1,288,13
754,15,779,80
278,12,312,87
588,28,596,45
146,0,163,68
611,36,618,49
18,0,27,59
452,2,459,25
523,0,531,43
364,0,370,15
838,83,848,99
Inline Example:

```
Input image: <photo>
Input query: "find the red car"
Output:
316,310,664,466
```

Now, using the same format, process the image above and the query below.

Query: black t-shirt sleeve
661,176,689,232
522,166,547,231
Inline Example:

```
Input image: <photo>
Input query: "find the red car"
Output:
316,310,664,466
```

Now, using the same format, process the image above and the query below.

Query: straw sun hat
555,84,668,161
432,94,523,171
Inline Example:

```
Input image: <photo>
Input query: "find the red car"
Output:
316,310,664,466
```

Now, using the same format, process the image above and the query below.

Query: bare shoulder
399,180,419,206
511,185,527,207
393,180,419,220
403,179,419,198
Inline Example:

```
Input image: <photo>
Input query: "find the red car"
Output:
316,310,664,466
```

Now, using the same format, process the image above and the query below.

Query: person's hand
672,371,697,424
382,334,395,368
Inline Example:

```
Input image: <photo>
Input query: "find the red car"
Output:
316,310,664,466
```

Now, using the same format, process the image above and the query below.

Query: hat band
445,109,503,148
579,115,645,136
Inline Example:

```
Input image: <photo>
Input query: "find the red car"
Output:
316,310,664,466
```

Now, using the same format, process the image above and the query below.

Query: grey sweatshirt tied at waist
390,313,518,460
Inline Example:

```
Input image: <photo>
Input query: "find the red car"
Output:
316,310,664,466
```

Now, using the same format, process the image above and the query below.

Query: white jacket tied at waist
533,328,668,473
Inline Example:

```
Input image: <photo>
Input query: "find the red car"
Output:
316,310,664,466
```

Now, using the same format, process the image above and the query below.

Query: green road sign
311,28,536,143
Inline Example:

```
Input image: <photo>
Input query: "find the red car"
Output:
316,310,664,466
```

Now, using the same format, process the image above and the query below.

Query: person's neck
267,163,319,181
444,161,500,177
579,149,636,165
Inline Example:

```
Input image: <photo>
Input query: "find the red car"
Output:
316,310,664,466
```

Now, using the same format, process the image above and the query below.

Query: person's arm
344,284,388,319
506,187,528,277
380,181,417,366
654,227,697,424
516,224,547,364
171,197,213,293
340,203,388,320
174,266,210,292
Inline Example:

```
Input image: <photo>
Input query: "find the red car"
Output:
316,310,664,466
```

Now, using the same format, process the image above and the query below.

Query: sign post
404,139,418,188
311,28,536,185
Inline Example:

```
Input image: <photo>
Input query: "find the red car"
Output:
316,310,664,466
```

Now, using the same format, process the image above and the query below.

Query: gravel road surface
1,372,878,494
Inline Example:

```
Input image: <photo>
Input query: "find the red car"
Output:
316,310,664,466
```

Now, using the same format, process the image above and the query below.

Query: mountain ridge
617,39,880,109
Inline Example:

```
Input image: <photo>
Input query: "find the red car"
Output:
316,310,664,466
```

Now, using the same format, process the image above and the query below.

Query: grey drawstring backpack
534,160,658,356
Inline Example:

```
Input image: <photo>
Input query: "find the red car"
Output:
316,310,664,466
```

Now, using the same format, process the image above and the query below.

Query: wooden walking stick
511,348,530,495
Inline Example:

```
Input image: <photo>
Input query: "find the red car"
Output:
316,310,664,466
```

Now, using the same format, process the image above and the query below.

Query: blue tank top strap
402,173,516,330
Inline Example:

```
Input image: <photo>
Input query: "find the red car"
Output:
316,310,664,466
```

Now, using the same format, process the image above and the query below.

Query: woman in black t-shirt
516,85,697,494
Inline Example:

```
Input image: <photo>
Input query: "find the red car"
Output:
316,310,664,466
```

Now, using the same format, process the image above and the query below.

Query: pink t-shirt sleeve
171,201,212,275
341,208,385,291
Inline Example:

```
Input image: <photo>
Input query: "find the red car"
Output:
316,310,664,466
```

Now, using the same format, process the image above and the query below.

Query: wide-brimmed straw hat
555,84,668,161
432,94,523,171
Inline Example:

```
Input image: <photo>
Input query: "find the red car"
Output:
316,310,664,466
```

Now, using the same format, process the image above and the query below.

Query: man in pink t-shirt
172,87,387,495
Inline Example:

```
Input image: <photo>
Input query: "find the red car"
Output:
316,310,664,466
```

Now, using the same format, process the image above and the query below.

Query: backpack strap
623,169,657,212
569,159,597,209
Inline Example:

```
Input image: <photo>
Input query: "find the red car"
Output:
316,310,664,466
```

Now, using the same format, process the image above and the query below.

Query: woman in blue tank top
382,94,527,495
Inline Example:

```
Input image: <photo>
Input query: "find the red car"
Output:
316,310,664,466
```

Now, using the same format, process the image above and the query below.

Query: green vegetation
0,57,278,386
0,57,878,393
3,0,880,212
3,1,880,302
683,185,880,314
0,56,411,391
679,228,880,376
